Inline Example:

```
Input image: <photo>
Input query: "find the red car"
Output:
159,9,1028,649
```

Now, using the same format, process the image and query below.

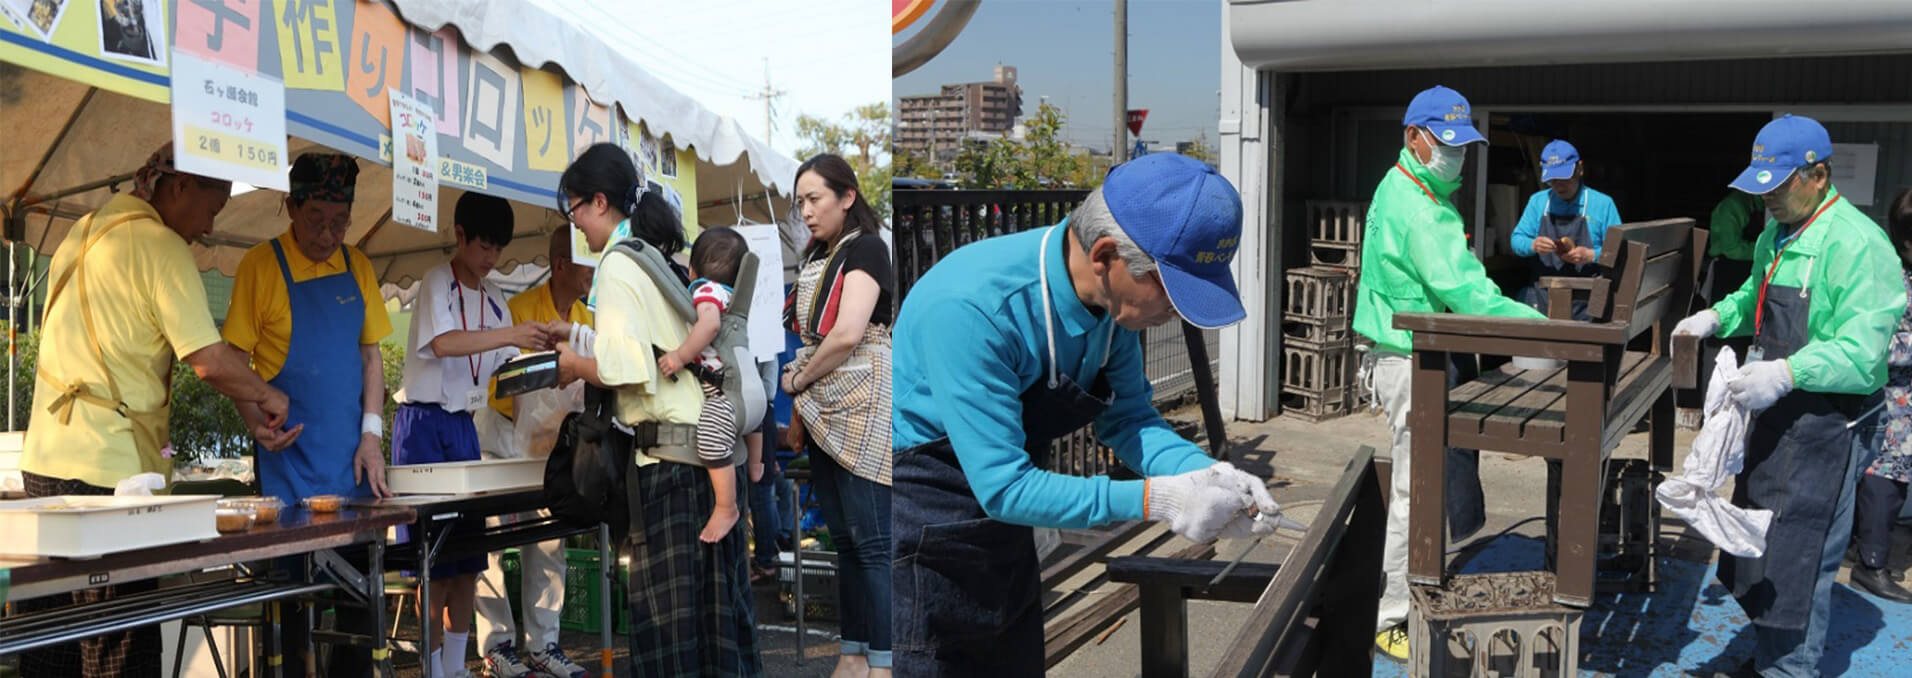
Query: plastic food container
302,494,344,513
0,495,221,558
386,458,546,495
215,506,256,534
225,497,283,524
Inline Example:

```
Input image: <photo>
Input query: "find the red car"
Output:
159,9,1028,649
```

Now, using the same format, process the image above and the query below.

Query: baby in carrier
657,227,752,543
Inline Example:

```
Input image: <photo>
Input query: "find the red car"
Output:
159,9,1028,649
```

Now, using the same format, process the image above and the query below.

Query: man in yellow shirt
476,228,597,678
21,143,294,678
221,153,393,677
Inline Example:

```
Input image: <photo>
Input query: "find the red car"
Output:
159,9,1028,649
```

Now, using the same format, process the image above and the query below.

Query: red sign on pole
1127,109,1149,137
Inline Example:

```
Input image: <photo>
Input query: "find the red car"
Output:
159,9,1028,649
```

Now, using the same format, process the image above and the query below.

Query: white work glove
1201,462,1284,540
1145,465,1257,543
1729,360,1794,412
1673,310,1721,340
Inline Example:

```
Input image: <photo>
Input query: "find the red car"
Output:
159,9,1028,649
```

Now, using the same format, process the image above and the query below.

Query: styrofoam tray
386,458,547,495
0,495,221,558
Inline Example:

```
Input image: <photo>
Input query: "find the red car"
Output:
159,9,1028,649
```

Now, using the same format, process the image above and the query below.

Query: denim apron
1530,191,1596,321
1720,211,1883,630
256,240,369,504
894,226,1115,677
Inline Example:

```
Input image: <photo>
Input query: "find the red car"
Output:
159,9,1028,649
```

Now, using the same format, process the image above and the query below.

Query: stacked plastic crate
1280,201,1368,420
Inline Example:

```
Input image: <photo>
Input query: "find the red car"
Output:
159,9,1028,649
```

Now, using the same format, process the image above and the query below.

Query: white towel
1655,347,1772,558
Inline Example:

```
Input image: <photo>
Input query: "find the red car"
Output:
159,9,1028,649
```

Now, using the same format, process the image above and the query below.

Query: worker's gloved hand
1212,510,1281,540
1730,360,1793,411
1673,310,1721,339
1198,461,1282,518
1146,467,1255,543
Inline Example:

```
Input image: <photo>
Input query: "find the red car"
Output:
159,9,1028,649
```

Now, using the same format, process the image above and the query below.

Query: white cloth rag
1655,347,1772,558
113,472,166,496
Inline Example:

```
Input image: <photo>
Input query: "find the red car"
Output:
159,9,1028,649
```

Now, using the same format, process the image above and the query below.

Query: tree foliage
796,102,893,219
951,102,1095,190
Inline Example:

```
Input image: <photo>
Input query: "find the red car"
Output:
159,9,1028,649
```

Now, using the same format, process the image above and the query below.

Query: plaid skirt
625,461,762,676
16,471,163,678
793,326,893,486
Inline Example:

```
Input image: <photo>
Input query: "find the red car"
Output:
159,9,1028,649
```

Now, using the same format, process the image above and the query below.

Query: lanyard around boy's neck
455,277,488,386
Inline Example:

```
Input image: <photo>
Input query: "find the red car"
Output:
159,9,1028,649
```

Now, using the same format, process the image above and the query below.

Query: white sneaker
484,641,535,678
526,642,592,678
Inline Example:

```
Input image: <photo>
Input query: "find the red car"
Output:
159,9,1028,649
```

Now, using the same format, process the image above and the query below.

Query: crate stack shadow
1280,201,1370,421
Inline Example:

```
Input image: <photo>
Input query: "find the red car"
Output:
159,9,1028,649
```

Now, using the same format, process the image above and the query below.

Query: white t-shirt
396,262,517,412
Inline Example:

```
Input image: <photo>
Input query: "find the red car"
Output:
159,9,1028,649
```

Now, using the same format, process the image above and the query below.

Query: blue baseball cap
1403,86,1486,146
1102,153,1245,329
1539,140,1579,183
1730,114,1833,195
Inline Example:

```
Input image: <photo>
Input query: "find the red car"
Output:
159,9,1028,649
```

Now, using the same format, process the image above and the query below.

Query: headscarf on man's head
130,142,177,201
288,152,360,204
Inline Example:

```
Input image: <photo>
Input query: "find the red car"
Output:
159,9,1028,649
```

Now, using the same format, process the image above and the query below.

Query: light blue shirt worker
890,225,1215,529
1509,140,1622,262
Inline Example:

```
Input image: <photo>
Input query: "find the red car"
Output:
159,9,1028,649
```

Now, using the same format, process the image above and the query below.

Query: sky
532,0,891,159
893,0,1224,153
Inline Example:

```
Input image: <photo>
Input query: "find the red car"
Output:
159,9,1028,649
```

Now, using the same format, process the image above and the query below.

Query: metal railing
894,189,1220,476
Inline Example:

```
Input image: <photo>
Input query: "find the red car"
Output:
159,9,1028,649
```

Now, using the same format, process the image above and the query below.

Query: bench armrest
1393,313,1625,344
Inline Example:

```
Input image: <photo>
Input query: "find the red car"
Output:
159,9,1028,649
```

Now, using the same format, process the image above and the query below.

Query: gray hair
1067,188,1156,278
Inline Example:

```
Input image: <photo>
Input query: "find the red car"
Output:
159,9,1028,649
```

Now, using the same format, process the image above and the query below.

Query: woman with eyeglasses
552,143,763,676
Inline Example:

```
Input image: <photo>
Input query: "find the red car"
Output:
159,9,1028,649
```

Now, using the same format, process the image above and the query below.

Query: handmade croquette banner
0,0,696,230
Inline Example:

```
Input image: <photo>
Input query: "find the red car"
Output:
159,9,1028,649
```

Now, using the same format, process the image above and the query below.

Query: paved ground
1049,405,1912,677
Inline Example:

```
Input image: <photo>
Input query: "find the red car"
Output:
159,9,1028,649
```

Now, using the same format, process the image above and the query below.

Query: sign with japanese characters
389,90,437,230
169,47,288,190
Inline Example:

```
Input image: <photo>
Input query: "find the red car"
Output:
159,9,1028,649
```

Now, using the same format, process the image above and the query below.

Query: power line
745,58,789,149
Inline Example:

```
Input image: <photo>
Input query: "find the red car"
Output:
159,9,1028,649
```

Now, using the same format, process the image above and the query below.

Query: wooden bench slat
1446,353,1658,455
1447,364,1560,436
1394,313,1629,345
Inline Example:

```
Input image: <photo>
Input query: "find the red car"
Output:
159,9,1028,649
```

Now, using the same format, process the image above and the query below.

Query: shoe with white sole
1375,624,1409,663
527,642,591,678
484,641,534,678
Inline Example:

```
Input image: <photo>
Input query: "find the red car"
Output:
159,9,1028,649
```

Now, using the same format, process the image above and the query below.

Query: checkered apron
791,255,893,486
16,472,163,678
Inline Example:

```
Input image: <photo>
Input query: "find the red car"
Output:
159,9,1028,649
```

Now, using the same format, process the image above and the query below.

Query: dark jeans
750,458,790,569
1855,472,1909,569
809,441,893,663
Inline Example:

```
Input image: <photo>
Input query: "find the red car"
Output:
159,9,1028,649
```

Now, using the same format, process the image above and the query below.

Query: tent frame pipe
7,87,97,215
15,173,137,211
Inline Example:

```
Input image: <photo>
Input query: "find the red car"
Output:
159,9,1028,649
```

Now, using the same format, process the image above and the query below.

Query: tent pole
17,172,138,209
354,208,396,249
7,240,15,431
10,88,97,210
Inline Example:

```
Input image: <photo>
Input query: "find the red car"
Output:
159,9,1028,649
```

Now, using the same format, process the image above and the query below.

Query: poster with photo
639,127,660,174
660,138,678,178
0,0,72,41
96,0,163,66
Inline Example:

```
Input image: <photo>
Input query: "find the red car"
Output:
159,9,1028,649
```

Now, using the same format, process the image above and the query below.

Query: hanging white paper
732,223,788,362
390,90,439,231
169,48,289,191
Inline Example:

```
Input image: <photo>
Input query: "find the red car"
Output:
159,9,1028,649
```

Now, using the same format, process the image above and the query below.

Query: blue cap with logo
1538,140,1579,183
1730,114,1833,195
1403,85,1486,146
1102,153,1245,329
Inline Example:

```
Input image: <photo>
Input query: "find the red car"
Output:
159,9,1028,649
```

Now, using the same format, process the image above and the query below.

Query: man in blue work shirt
1509,140,1623,321
891,153,1280,676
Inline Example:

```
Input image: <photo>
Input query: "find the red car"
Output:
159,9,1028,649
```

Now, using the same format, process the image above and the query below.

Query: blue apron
257,240,369,504
894,226,1114,677
1720,227,1883,630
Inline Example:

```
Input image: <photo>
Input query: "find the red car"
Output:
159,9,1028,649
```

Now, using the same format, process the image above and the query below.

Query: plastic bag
514,382,586,460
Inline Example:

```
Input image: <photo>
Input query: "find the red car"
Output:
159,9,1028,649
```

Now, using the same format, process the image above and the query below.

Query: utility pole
746,57,787,149
1113,0,1128,163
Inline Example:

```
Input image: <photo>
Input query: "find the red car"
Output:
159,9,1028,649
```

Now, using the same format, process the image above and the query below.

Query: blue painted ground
1372,536,1912,676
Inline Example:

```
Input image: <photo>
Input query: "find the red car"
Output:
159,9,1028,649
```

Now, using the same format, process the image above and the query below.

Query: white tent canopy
2,0,801,291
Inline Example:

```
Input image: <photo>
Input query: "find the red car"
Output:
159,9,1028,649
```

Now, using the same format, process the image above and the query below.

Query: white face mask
1421,133,1467,183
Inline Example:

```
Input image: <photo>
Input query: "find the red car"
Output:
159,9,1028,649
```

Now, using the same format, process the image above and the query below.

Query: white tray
0,495,221,558
386,458,546,495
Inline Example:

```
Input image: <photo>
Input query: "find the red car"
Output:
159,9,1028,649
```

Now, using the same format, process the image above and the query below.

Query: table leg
303,554,316,678
268,601,284,678
368,539,396,678
1407,350,1449,587
599,522,615,678
417,519,433,677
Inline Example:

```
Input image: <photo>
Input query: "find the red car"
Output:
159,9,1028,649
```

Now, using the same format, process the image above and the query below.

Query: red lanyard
1395,163,1468,240
456,279,484,386
1753,195,1842,336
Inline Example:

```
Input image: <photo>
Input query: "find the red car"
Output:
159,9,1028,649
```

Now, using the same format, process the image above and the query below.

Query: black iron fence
893,188,1220,476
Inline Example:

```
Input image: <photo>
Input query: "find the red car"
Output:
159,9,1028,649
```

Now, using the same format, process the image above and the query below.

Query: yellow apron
36,213,175,481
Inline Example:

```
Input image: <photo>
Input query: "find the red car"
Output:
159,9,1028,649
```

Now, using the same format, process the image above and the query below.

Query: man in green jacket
1673,115,1901,678
1357,85,1546,662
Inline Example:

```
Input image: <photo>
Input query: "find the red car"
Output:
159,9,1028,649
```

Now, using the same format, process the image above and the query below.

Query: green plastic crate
559,548,631,634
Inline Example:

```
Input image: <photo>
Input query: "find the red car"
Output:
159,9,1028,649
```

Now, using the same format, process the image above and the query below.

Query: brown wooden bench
1106,446,1389,678
1391,218,1707,606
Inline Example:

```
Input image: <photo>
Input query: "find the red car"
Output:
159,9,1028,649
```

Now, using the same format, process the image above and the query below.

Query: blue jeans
1753,418,1878,677
811,451,893,668
750,461,791,569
